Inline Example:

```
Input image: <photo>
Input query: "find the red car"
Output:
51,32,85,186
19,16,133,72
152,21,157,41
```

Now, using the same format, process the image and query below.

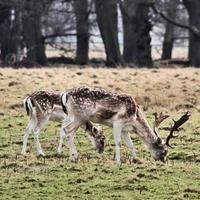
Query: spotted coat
62,86,137,120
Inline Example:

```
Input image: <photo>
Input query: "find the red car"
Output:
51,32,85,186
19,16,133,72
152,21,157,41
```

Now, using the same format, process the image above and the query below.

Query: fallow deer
61,86,190,163
22,91,105,160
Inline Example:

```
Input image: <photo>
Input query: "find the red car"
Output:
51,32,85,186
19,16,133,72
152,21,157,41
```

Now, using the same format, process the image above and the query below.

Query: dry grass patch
0,67,200,113
0,66,200,200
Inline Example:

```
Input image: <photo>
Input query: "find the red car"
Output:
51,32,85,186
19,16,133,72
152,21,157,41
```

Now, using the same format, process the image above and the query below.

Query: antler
153,112,170,136
166,112,190,148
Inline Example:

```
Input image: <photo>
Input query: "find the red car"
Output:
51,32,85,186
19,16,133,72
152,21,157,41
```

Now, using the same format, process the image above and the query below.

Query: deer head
91,126,105,154
150,112,190,162
85,122,105,154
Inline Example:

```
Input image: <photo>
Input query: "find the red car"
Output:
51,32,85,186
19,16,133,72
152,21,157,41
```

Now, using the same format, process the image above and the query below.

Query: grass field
0,66,200,200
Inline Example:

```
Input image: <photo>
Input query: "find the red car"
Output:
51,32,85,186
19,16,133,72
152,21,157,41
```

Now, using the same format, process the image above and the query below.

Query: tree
120,0,153,67
152,1,200,67
121,0,137,63
0,3,12,60
95,0,123,67
161,0,179,60
22,0,47,65
0,1,21,63
183,0,200,67
74,0,89,65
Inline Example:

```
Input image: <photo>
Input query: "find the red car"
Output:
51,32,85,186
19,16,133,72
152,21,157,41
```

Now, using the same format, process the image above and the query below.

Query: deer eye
92,127,98,134
157,137,162,145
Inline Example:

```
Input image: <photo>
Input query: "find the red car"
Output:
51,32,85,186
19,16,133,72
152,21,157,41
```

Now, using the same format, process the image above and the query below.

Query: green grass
0,110,200,200
0,68,200,199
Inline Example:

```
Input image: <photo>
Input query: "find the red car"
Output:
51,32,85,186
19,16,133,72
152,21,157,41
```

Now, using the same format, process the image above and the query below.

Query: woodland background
0,0,200,68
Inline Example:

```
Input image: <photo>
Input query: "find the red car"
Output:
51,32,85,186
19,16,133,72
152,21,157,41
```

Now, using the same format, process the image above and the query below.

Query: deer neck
132,109,158,148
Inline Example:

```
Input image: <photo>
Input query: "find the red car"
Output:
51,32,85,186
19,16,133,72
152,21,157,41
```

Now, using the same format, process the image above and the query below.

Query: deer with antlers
21,91,105,160
61,86,190,163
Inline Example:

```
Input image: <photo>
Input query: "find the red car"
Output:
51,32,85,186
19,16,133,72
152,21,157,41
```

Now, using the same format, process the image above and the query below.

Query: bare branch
151,4,200,38
43,33,77,40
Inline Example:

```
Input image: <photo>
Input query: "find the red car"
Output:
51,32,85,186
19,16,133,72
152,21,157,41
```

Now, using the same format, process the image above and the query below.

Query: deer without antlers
22,91,105,160
61,86,190,163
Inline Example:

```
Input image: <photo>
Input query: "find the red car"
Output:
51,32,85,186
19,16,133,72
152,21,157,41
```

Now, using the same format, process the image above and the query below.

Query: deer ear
157,137,162,145
92,127,98,135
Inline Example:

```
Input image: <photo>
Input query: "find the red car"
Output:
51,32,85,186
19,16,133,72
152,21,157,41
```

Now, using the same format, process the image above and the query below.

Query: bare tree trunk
95,0,123,67
0,1,23,64
74,0,89,65
22,0,47,66
10,6,22,60
0,4,12,61
135,1,152,67
183,0,200,67
162,22,175,60
161,0,178,60
121,0,137,63
121,0,152,67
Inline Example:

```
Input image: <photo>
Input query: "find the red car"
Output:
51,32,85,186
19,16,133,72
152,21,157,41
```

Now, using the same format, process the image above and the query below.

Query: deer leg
21,119,36,155
63,120,81,161
66,131,78,162
57,117,71,154
33,126,45,156
122,132,137,159
113,123,122,164
32,118,48,156
57,127,66,155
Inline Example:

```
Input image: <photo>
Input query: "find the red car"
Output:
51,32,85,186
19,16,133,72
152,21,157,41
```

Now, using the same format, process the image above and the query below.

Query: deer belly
122,125,136,132
90,115,113,127
49,111,65,122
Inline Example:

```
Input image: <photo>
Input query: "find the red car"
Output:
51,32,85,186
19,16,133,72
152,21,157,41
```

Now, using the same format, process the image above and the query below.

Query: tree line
0,0,200,67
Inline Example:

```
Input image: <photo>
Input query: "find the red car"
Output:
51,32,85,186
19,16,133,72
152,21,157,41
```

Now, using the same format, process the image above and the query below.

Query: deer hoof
70,154,78,162
132,158,143,164
37,151,45,157
21,150,27,156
